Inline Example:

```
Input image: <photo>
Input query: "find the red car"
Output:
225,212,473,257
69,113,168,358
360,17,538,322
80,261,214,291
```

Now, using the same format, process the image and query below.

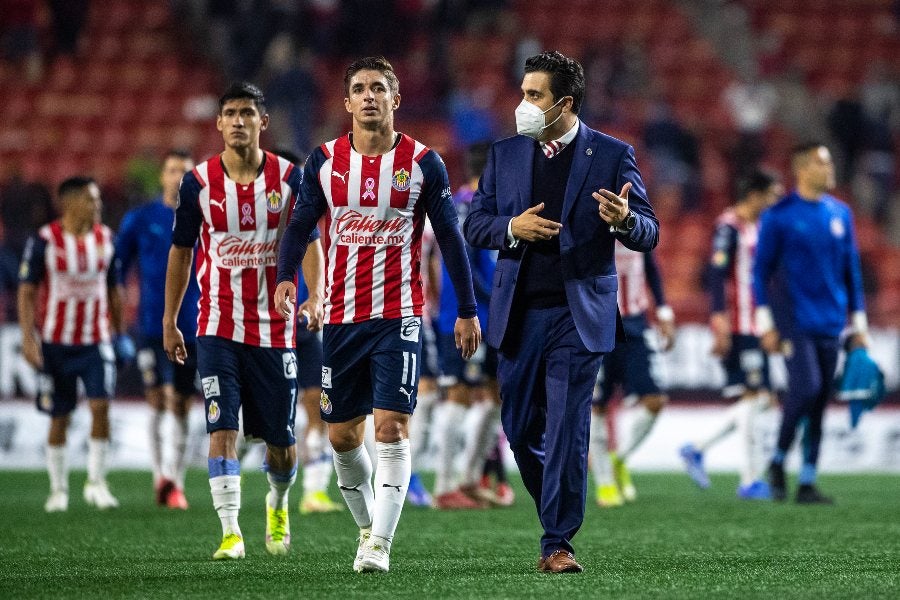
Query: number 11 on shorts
401,351,417,387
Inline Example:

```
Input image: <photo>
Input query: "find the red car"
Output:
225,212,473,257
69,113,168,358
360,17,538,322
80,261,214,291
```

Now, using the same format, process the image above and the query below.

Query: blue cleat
737,480,772,500
406,473,432,507
679,443,711,489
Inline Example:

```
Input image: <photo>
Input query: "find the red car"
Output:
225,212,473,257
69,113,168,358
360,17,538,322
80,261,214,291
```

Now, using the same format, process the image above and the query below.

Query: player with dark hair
164,82,309,559
754,143,868,504
275,56,480,573
680,169,782,499
116,150,198,510
19,176,131,512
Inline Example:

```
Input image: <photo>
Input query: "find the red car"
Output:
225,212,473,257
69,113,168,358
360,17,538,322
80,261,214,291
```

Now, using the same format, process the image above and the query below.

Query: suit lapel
516,136,536,213
562,122,596,224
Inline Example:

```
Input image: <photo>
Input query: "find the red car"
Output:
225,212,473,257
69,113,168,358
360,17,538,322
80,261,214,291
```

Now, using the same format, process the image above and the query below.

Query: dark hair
791,141,825,158
162,149,192,164
465,142,491,180
736,169,778,200
218,81,266,114
524,51,585,114
273,148,302,165
344,56,399,95
58,176,95,199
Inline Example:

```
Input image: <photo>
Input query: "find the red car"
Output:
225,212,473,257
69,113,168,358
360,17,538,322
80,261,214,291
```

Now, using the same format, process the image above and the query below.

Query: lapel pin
586,148,593,156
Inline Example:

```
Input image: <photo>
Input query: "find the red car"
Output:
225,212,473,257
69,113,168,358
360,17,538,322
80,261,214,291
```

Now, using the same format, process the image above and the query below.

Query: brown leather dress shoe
537,550,584,573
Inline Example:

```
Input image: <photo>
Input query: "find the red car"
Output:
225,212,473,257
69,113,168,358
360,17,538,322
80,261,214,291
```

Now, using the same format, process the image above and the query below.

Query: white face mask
515,97,565,139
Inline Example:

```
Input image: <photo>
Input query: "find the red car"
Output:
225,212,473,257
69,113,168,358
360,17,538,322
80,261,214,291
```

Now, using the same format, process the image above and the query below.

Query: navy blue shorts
295,327,323,390
438,332,498,386
721,334,770,398
36,342,115,416
136,338,198,395
196,336,297,447
593,328,663,406
320,316,422,423
420,317,440,379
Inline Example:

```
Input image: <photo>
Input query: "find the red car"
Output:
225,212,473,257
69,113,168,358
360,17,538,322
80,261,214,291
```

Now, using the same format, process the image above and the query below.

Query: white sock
333,444,375,529
589,412,615,486
434,401,467,495
698,400,742,452
149,409,165,483
371,439,411,544
734,398,757,486
87,438,109,484
171,414,188,489
620,405,658,460
46,445,68,494
210,475,242,536
408,389,438,471
462,403,501,485
267,471,296,510
363,415,377,468
303,428,329,494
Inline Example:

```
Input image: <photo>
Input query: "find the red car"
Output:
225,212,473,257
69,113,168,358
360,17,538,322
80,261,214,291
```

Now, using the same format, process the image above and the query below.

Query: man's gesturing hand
594,182,632,228
274,281,297,321
510,203,562,242
455,316,482,360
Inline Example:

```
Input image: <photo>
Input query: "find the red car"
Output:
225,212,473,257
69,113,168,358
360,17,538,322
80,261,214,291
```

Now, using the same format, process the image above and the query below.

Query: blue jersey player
115,150,199,509
753,142,868,504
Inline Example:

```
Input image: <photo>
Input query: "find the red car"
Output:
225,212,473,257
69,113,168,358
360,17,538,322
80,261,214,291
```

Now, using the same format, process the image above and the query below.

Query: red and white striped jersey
20,221,115,345
709,209,758,335
310,133,441,324
172,152,300,348
615,242,667,318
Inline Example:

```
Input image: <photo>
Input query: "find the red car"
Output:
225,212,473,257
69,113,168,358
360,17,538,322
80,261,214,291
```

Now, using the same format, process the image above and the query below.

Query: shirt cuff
506,217,519,248
851,311,868,334
755,306,774,334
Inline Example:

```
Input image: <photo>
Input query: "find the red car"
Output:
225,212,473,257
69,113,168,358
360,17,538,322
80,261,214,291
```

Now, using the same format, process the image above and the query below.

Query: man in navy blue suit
464,51,659,573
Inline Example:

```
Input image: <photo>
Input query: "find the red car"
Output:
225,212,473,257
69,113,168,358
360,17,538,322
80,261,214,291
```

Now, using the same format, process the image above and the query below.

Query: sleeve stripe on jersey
413,146,430,162
192,166,207,189
321,143,332,160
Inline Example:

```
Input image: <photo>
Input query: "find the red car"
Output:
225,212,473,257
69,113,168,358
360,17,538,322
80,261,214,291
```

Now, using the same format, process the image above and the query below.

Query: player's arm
275,153,327,318
421,150,480,359
644,251,675,351
16,235,46,369
707,222,737,357
298,232,324,331
163,172,202,364
753,208,781,353
844,208,868,347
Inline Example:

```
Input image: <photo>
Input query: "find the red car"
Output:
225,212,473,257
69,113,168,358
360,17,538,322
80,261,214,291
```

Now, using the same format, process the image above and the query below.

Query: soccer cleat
737,480,772,500
768,462,787,502
596,483,624,508
213,532,245,560
610,453,636,502
299,490,344,514
155,477,175,506
494,482,515,507
83,480,119,509
406,473,432,507
356,538,390,573
679,443,711,489
44,491,68,512
796,484,834,505
434,489,485,510
353,530,371,572
166,487,189,510
265,493,291,555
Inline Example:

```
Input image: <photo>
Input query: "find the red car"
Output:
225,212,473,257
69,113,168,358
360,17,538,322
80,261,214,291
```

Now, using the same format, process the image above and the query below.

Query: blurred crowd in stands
1,0,899,326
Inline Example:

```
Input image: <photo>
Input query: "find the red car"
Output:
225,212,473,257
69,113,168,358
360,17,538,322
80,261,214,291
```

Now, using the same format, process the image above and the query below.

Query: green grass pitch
1,470,897,599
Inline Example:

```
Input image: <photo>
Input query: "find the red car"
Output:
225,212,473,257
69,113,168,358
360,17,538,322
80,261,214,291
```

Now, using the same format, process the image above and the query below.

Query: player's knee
374,418,407,444
642,394,668,414
329,428,363,453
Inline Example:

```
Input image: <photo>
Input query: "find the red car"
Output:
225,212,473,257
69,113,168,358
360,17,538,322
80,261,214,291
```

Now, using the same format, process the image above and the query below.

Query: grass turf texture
1,471,897,599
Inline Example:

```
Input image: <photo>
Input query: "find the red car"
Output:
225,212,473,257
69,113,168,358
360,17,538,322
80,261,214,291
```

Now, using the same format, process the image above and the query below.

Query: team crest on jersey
266,190,284,213
391,168,411,192
830,217,845,238
208,400,221,424
320,391,333,415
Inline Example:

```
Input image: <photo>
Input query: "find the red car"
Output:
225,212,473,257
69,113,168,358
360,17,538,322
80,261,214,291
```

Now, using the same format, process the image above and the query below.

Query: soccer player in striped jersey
275,56,480,573
115,150,198,510
679,170,782,499
588,244,675,507
18,177,129,512
164,82,305,559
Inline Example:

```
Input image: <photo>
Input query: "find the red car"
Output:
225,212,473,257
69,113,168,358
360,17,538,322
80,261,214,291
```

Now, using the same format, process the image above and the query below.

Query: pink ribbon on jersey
241,203,254,225
362,177,376,202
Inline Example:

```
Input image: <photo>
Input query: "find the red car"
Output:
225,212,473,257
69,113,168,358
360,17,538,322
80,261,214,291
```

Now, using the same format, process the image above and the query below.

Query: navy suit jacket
463,121,659,353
